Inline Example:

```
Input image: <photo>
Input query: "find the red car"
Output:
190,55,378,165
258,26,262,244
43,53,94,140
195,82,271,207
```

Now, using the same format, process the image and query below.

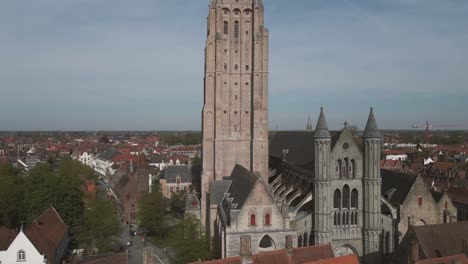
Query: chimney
285,235,293,255
410,241,419,264
239,235,252,263
462,238,468,255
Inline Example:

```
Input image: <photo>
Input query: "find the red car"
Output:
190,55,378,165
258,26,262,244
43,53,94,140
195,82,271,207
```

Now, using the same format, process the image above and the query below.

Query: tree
23,161,85,231
138,185,167,237
170,191,187,218
170,216,212,264
76,199,121,254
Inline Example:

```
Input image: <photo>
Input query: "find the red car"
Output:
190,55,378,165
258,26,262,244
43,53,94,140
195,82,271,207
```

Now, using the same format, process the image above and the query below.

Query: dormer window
18,250,26,261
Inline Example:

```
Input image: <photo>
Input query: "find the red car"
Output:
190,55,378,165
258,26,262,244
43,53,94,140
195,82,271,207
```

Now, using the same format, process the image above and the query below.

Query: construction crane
411,121,465,144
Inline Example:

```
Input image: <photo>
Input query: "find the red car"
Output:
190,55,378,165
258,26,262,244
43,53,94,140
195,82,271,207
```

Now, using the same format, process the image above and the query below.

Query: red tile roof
0,226,17,250
252,249,291,264
415,254,468,264
304,254,360,264
291,244,335,264
189,256,242,264
25,207,69,264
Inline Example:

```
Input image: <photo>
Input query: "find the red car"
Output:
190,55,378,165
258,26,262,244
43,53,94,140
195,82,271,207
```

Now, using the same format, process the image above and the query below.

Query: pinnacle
363,107,380,138
314,107,330,138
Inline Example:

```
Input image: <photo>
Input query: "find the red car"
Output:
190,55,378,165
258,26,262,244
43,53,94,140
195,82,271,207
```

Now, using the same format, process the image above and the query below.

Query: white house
0,229,46,264
386,154,408,161
78,152,94,167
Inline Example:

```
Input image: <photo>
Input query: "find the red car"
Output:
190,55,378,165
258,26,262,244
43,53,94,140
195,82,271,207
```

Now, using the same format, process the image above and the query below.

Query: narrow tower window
224,21,229,34
234,21,239,38
264,214,270,225
250,214,256,226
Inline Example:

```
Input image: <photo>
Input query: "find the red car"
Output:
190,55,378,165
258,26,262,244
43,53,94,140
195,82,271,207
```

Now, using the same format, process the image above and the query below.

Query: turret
312,107,332,245
306,115,313,132
362,107,382,263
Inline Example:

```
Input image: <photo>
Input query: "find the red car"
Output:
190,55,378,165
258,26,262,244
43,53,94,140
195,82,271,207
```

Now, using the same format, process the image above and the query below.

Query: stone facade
201,0,269,226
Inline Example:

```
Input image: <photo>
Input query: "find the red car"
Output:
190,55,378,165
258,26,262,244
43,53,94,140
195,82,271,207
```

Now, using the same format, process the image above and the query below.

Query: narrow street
120,223,171,264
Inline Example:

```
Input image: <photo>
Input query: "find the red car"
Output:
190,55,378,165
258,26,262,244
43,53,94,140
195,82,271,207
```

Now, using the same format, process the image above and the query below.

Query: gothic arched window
250,214,256,226
303,232,308,247
333,189,341,209
298,235,303,247
342,185,350,209
234,21,239,38
344,158,349,178
351,159,356,178
351,189,358,208
337,160,342,178
224,21,229,34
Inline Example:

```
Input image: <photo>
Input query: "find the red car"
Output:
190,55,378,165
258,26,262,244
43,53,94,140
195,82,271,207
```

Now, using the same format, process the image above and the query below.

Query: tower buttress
362,107,382,263
312,107,332,245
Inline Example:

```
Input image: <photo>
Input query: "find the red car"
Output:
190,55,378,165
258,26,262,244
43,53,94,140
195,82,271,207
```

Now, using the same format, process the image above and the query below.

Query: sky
0,0,467,131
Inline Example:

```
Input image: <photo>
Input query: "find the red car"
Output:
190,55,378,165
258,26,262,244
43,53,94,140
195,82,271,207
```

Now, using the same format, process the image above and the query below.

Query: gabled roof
163,165,192,183
227,164,259,209
381,169,417,205
25,207,69,263
210,180,232,205
0,226,16,250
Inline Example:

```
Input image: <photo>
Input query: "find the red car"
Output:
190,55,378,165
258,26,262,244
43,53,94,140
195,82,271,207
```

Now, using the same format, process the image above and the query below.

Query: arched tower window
264,214,271,225
18,250,26,261
351,159,356,178
250,214,256,226
341,160,346,178
344,158,349,178
342,185,350,209
234,21,239,38
351,189,358,208
303,232,308,247
333,189,341,209
224,21,229,34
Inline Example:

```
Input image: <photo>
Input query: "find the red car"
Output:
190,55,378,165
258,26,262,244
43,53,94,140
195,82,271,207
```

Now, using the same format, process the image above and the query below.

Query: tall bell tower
201,0,269,227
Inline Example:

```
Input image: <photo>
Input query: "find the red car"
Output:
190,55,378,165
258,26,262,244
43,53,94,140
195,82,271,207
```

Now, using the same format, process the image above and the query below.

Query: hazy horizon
1,0,467,131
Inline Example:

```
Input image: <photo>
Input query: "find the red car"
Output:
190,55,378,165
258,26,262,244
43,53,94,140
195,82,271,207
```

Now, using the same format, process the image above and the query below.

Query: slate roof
314,107,331,138
210,180,232,205
381,169,417,205
415,254,468,264
162,165,192,184
269,131,315,170
363,108,380,138
98,148,121,161
0,226,16,250
227,164,259,209
412,221,468,259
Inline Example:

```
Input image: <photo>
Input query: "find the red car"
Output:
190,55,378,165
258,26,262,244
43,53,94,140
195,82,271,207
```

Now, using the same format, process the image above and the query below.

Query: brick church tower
201,0,269,226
